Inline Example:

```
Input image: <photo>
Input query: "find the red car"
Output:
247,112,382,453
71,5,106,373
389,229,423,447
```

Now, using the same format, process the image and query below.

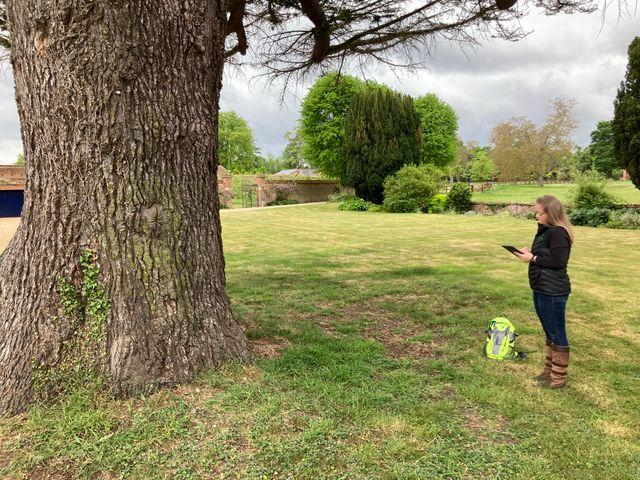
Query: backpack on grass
485,317,520,360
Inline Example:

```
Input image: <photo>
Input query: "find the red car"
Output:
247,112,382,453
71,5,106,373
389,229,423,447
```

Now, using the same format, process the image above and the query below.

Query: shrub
606,209,640,230
568,208,612,227
382,164,442,213
428,193,447,214
339,198,373,211
445,183,472,213
571,171,617,210
328,191,357,203
265,183,298,206
367,204,383,213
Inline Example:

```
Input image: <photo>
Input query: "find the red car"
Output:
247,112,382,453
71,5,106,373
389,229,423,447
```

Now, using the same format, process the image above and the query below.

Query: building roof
273,168,320,177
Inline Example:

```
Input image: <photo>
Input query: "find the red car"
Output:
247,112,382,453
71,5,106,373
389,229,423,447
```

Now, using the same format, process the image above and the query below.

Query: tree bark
0,0,250,416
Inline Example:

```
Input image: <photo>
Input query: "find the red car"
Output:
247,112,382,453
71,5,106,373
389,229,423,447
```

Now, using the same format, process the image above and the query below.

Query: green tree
14,153,24,165
299,72,364,181
470,149,495,181
588,121,617,177
553,153,578,181
613,37,640,188
450,139,474,181
413,94,458,167
573,146,594,173
218,111,260,173
257,153,287,174
344,87,422,203
490,98,577,185
281,129,307,170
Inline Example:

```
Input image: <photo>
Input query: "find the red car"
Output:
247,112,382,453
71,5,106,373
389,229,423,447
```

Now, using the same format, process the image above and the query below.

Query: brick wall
217,169,233,209
0,166,26,190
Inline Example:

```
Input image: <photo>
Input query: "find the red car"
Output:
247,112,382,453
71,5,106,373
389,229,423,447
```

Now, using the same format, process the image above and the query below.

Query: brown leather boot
536,339,553,383
550,345,570,388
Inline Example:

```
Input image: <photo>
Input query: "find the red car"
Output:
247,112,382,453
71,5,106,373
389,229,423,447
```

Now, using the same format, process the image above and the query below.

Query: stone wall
256,176,340,207
471,202,536,215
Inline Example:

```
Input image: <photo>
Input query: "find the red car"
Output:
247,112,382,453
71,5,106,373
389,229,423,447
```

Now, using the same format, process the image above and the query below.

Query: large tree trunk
0,0,250,416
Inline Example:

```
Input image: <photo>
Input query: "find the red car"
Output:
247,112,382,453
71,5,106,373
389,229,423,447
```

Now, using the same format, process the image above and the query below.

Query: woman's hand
515,247,534,262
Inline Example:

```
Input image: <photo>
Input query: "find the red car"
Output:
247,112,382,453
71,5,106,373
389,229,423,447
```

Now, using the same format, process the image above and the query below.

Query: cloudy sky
0,5,637,164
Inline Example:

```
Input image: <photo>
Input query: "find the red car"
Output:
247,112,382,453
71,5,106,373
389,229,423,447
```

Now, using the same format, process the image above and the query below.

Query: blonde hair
536,195,574,244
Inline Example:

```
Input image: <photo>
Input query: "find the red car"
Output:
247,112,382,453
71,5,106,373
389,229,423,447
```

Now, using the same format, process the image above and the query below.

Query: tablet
502,245,524,255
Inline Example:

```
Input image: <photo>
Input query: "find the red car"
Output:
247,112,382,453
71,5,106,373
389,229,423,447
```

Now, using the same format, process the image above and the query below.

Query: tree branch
225,0,248,55
496,0,518,9
298,0,330,63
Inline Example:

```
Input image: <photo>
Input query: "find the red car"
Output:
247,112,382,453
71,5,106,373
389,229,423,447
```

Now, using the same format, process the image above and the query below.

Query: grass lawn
472,180,640,205
1,205,639,479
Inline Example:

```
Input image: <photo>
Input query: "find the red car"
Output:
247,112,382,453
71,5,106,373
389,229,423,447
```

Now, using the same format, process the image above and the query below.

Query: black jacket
528,224,572,295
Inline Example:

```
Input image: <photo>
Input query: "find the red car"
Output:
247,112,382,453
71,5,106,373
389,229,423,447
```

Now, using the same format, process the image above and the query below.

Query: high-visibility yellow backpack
485,317,519,360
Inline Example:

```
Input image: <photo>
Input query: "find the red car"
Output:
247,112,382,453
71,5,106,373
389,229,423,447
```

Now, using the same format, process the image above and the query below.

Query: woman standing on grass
515,195,574,388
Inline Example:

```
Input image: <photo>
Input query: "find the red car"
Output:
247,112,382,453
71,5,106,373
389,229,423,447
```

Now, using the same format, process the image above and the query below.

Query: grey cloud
368,9,636,147
0,70,21,164
424,10,637,76
220,73,303,157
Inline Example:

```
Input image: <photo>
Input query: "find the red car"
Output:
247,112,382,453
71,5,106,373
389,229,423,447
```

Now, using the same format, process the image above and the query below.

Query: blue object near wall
0,190,24,217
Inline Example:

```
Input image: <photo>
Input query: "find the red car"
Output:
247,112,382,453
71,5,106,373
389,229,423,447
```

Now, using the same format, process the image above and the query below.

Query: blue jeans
533,292,569,347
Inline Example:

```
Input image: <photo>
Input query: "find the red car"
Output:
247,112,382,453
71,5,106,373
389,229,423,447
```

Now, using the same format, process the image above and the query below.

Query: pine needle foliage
613,37,640,189
343,87,422,203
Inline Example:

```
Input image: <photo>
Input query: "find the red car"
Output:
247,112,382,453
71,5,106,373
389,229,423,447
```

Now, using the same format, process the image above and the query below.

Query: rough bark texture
0,0,250,416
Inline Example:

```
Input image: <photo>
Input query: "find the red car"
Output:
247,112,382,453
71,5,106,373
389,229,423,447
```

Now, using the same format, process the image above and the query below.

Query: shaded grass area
1,204,639,479
472,181,640,205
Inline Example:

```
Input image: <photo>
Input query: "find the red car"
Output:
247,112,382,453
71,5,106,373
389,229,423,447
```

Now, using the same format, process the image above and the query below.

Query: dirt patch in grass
440,386,456,398
26,467,74,480
463,409,491,443
368,323,441,360
335,301,444,360
0,417,22,472
0,447,15,472
315,319,342,338
249,336,291,358
461,407,518,446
